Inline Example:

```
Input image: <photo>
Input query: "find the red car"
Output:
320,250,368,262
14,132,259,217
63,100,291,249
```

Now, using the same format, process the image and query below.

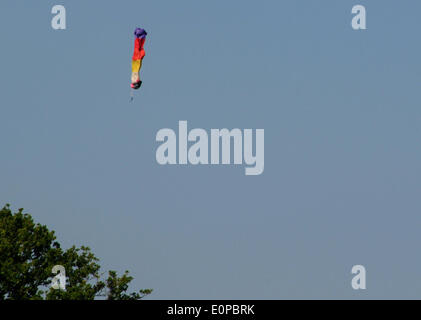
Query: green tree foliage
0,204,152,300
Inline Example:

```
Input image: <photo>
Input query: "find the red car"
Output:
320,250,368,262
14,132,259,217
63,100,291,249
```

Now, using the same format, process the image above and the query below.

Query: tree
0,204,152,300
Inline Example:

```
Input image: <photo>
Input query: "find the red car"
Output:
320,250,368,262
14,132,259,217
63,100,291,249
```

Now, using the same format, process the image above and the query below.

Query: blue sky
0,0,420,299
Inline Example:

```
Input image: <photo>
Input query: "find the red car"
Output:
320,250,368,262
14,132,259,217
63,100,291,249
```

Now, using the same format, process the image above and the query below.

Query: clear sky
0,0,420,299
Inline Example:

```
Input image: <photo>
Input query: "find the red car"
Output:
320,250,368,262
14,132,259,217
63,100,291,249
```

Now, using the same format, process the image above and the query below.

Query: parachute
131,27,147,91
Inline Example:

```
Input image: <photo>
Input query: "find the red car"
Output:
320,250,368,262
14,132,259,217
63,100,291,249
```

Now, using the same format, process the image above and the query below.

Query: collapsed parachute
131,27,147,90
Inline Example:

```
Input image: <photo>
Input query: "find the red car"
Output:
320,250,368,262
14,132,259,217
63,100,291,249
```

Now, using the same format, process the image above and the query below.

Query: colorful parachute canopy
131,27,147,90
